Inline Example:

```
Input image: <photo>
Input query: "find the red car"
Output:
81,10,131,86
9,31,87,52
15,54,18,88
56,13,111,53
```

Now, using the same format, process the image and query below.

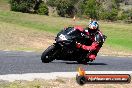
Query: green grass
0,9,132,54
0,11,59,33
0,10,86,33
101,23,132,51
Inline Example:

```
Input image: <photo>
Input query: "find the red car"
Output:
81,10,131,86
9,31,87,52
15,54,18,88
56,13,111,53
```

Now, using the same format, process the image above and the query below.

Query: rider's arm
81,42,99,51
74,26,84,32
79,32,105,51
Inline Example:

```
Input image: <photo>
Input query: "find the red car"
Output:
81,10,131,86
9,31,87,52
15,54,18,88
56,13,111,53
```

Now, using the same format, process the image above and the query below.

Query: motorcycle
41,27,106,64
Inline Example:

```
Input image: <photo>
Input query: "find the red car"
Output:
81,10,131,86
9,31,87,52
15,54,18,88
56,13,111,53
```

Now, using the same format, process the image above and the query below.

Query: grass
0,10,85,33
101,22,132,51
0,5,132,55
0,78,132,88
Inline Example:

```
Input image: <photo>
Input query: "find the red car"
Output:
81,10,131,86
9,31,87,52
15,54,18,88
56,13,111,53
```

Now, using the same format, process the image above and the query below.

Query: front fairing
55,27,80,43
55,27,91,49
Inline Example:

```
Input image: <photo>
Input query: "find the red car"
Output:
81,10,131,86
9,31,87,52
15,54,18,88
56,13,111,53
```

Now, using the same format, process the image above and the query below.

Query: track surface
0,51,132,75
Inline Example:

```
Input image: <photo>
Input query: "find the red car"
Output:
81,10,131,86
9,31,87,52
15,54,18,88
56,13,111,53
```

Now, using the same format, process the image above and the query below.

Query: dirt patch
0,0,10,11
0,22,55,51
57,77,132,88
0,77,132,88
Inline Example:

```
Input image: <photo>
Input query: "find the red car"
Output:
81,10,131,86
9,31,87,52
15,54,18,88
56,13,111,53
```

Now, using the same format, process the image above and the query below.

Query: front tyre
41,45,56,63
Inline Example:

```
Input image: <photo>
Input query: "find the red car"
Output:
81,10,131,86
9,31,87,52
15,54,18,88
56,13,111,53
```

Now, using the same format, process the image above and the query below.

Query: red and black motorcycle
41,27,106,63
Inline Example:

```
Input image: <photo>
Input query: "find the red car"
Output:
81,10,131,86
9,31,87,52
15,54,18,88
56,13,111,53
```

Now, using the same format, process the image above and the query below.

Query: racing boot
88,54,96,62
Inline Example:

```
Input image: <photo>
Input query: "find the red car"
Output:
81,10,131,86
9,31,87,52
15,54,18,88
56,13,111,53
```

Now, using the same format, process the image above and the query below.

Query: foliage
99,8,118,21
10,0,35,13
36,2,49,15
9,0,48,15
56,0,77,17
46,0,57,7
47,0,78,17
83,0,100,19
118,11,129,20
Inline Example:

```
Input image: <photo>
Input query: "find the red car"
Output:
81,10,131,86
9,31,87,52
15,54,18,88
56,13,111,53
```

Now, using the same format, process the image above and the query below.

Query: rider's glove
76,43,82,48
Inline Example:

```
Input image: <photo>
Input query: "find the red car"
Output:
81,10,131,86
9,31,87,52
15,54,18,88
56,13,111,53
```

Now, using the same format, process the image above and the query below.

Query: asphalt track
0,50,132,75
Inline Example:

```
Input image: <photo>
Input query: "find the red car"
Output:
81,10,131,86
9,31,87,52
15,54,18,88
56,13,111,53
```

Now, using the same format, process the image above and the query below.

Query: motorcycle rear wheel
41,45,56,63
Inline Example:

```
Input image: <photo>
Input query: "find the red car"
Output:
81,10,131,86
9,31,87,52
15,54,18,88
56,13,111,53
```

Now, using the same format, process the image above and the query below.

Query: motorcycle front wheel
41,45,57,63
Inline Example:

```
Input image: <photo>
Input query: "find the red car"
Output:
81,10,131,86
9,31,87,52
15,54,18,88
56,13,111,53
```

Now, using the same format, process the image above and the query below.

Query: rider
75,20,106,61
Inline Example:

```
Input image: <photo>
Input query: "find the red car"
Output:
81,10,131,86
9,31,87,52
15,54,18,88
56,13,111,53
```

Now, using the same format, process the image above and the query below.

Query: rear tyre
41,45,56,63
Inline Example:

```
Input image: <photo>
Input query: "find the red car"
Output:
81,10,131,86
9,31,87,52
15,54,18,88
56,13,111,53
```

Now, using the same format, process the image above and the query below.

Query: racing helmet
88,21,99,34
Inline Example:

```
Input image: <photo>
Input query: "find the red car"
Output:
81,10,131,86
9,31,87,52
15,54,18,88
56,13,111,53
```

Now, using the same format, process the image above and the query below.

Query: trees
46,0,57,7
56,0,76,17
99,8,118,21
36,2,49,15
47,0,78,17
10,0,49,15
10,0,34,13
9,0,132,21
83,0,100,19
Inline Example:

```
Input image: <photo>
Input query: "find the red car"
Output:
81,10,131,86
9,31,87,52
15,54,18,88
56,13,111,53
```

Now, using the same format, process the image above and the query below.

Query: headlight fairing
59,34,67,41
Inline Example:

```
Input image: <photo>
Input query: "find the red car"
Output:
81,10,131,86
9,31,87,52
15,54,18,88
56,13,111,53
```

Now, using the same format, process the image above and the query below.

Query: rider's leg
88,54,96,60
87,46,101,60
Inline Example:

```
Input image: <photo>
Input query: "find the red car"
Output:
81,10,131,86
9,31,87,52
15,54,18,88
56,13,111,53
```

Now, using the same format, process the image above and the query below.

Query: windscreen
64,27,81,36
